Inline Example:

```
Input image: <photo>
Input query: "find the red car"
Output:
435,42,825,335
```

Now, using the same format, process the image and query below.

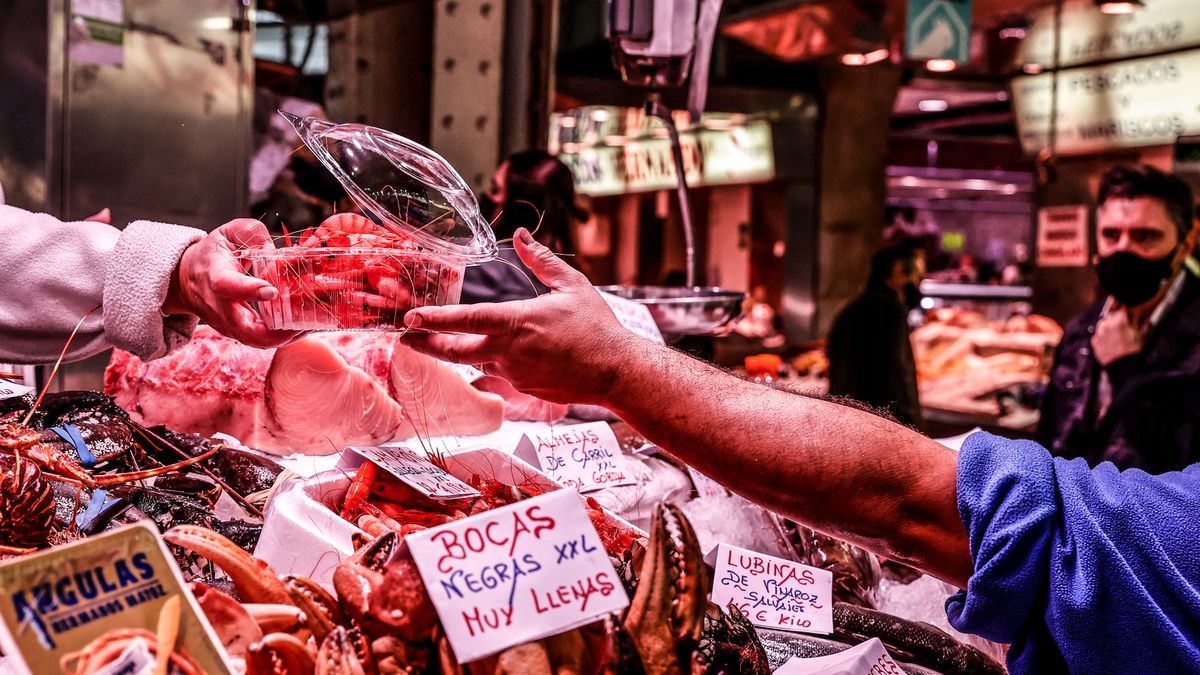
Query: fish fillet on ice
389,341,504,438
105,327,505,455
260,337,408,455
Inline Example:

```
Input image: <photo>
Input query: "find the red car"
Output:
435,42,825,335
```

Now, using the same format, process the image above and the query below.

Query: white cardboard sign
513,422,636,493
599,291,666,343
407,489,630,663
708,543,834,635
345,446,481,500
1036,205,1089,267
0,379,34,401
773,638,902,675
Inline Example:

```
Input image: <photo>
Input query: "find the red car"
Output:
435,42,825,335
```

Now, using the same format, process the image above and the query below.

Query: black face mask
902,282,923,310
1096,250,1175,307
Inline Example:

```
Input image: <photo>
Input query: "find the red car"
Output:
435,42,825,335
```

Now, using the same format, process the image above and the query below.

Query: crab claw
284,574,344,646
315,626,372,675
333,532,397,629
248,633,316,675
165,525,293,606
623,502,709,673
191,582,264,661
333,532,437,644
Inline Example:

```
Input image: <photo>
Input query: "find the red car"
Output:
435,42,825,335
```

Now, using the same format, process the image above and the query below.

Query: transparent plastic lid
281,111,498,263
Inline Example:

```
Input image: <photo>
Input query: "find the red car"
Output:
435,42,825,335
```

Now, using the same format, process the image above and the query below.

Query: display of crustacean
0,391,280,558
166,497,771,674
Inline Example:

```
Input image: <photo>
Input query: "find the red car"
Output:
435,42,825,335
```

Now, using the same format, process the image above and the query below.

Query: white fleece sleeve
0,204,204,364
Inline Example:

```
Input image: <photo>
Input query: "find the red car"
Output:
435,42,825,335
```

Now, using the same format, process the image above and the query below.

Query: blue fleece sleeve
945,433,1200,674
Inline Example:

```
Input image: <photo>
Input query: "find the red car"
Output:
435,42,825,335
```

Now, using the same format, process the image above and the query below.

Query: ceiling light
841,48,889,66
925,58,957,73
1097,0,1143,14
200,16,234,31
918,99,949,112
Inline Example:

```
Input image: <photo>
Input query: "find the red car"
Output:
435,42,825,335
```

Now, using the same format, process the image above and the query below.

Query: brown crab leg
0,543,37,555
163,525,293,606
283,575,342,645
248,633,316,675
315,626,369,675
624,502,709,673
244,603,306,635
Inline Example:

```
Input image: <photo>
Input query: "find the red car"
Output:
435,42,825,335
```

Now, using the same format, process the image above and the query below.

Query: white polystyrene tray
263,420,551,479
255,445,644,591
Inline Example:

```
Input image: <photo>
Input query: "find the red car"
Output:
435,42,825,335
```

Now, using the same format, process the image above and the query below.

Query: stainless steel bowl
596,285,746,341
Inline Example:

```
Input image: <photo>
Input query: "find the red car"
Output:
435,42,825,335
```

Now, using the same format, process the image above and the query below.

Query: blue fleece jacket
945,433,1200,673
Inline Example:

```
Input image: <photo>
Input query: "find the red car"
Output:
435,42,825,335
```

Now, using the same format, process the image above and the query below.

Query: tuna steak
104,328,504,455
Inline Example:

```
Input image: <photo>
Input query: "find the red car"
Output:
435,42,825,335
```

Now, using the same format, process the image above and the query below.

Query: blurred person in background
460,150,587,304
1038,165,1200,472
826,242,926,428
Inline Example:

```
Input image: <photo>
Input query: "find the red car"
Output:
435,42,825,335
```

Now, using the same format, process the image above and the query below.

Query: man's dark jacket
1038,272,1200,472
827,288,921,428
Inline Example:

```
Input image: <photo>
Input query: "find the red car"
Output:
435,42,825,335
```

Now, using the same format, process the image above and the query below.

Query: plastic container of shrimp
236,112,497,331
236,244,465,331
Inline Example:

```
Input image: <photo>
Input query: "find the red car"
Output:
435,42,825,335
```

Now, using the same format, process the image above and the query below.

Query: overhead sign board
905,0,973,64
1019,0,1200,69
558,121,775,197
1012,49,1200,155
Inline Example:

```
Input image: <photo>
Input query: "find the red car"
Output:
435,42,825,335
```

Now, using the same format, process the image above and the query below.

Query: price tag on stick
513,422,636,493
407,489,630,663
345,446,481,500
707,542,834,635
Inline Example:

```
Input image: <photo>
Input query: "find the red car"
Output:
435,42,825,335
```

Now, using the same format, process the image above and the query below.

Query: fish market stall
0,116,1005,675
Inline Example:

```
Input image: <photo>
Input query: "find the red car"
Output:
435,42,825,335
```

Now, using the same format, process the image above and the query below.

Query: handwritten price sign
708,543,833,635
346,446,481,500
407,489,629,663
598,292,665,344
514,422,635,493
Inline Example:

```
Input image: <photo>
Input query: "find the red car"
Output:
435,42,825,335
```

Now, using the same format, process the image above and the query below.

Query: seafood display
0,391,276,556
913,309,1061,418
105,328,506,455
776,519,882,610
163,498,771,674
238,213,466,331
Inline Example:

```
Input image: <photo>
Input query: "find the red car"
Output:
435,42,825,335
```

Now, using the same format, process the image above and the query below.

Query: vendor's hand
403,228,640,404
1092,308,1144,366
164,218,303,349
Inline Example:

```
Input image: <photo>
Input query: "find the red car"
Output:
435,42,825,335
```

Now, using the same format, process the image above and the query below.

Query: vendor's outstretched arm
405,229,971,587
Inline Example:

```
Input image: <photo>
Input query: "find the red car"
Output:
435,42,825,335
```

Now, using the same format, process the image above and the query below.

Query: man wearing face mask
826,242,926,428
1038,165,1200,472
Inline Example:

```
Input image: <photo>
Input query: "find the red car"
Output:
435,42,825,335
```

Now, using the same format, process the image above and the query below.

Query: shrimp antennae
22,305,100,427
